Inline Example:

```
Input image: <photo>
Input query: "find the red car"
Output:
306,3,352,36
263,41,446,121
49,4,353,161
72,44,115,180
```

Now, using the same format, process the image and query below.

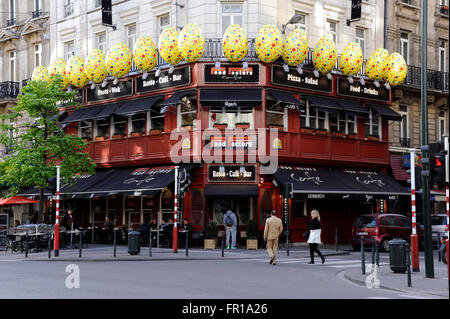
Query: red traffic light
435,157,442,167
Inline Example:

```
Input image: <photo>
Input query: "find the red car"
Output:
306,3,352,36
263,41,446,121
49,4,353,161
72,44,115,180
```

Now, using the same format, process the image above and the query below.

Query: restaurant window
142,195,155,221
96,32,107,52
112,115,127,137
78,120,93,141
438,111,447,140
326,20,337,44
124,195,141,229
355,28,365,58
34,43,42,68
439,40,446,72
95,118,110,140
260,189,273,226
210,107,254,129
129,113,146,135
177,96,197,129
266,98,287,130
398,104,408,140
92,196,106,227
291,199,306,218
222,3,243,35
147,105,165,132
329,112,356,134
9,51,16,82
65,40,75,61
190,188,204,226
400,31,409,65
365,109,381,138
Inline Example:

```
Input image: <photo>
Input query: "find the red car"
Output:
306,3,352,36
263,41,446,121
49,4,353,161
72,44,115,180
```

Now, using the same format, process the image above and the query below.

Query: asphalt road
0,253,446,299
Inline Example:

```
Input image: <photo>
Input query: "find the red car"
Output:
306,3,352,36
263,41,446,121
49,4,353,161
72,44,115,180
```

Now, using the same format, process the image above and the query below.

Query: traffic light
406,166,423,189
430,146,446,183
46,177,57,194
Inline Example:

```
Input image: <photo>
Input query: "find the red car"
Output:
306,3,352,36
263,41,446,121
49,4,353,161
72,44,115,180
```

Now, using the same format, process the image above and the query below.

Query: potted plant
331,130,344,137
366,134,380,141
236,122,250,129
95,134,107,141
149,128,163,135
130,130,144,137
82,137,92,143
300,126,314,134
181,123,193,131
314,128,329,136
213,123,228,129
346,132,357,139
246,219,258,250
268,123,284,130
204,221,218,250
112,133,124,140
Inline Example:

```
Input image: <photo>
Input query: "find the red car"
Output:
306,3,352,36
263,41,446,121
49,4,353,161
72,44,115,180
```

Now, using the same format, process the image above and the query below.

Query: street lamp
281,14,303,35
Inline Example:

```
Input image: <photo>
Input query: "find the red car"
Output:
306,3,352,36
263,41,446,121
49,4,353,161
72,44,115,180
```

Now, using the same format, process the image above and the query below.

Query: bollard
375,239,379,267
186,230,189,257
221,235,225,257
406,243,412,287
371,237,375,265
149,230,152,257
361,236,366,275
79,232,83,258
286,230,290,257
25,232,29,258
113,229,117,258
438,233,441,262
48,230,51,259
335,227,338,251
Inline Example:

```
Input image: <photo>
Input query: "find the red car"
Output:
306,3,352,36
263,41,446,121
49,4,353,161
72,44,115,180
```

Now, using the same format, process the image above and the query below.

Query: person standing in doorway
307,210,325,264
264,210,283,265
223,210,237,249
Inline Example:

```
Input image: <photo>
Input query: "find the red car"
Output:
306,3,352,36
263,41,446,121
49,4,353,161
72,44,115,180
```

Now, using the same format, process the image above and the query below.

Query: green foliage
0,76,95,198
205,221,218,239
246,219,258,239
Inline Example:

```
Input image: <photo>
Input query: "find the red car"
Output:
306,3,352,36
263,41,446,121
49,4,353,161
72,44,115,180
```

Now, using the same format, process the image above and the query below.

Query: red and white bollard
409,149,420,272
172,166,178,253
53,165,60,257
444,136,449,283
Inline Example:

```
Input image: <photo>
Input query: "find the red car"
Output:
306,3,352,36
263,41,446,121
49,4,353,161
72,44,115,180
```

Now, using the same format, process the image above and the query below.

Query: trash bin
389,238,407,273
128,230,141,255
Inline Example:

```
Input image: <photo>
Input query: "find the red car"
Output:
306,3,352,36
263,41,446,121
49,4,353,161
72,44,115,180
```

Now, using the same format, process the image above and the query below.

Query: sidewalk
343,255,449,298
0,243,350,262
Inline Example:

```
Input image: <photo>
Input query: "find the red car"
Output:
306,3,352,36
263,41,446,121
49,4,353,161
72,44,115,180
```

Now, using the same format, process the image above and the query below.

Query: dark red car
351,214,424,252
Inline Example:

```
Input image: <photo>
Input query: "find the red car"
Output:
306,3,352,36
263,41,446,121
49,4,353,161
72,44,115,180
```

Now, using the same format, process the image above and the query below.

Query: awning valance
92,102,123,119
303,94,343,114
114,95,164,116
159,89,197,106
267,89,304,111
61,106,104,124
204,184,259,198
199,88,263,107
367,104,402,121
335,100,370,117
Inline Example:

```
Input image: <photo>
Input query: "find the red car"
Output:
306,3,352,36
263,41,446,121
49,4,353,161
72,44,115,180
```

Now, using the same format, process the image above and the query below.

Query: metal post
375,239,379,267
438,232,442,262
444,136,449,289
25,232,28,258
406,243,412,287
54,165,60,257
409,148,420,272
113,229,117,258
371,237,375,265
383,0,388,49
335,227,338,251
186,230,189,257
421,0,434,279
286,230,290,257
149,230,152,257
48,230,51,259
173,166,179,253
221,235,225,257
79,232,82,258
361,236,366,275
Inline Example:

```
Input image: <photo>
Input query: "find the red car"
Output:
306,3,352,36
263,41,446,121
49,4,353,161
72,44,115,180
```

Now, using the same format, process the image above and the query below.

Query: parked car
439,226,447,265
431,214,448,247
351,214,424,252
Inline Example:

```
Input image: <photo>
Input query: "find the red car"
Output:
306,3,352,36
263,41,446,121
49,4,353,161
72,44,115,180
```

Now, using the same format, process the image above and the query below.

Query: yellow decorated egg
133,36,158,71
282,28,309,66
66,56,89,88
222,24,247,62
178,23,205,62
385,52,407,86
365,48,389,80
255,24,283,63
312,36,337,74
32,65,51,84
158,26,182,65
105,43,132,78
339,42,363,76
85,49,108,83
48,58,70,89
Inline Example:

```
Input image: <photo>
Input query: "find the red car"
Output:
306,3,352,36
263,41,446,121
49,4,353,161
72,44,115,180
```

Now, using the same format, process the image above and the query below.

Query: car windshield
431,216,447,226
355,216,377,228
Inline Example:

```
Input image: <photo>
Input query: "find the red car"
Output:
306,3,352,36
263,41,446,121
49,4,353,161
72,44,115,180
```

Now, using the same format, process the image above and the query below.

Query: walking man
264,210,283,265
223,210,237,249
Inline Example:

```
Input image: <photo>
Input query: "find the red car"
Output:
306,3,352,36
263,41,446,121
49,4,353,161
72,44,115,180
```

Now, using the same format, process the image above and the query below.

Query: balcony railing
399,138,411,148
32,9,43,19
401,65,449,92
0,81,20,99
6,18,16,27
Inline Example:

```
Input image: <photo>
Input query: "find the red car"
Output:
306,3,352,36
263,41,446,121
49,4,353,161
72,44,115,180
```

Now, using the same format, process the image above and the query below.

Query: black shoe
307,261,314,264
321,257,325,264
269,257,274,264
272,262,277,265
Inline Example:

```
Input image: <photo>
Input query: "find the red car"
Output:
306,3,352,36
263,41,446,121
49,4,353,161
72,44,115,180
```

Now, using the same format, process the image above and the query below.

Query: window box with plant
181,123,193,131
366,134,380,141
213,123,228,130
331,130,344,137
112,133,125,140
300,126,314,134
346,133,357,139
95,134,107,141
314,128,329,136
130,131,144,137
204,221,218,250
149,128,163,135
268,123,284,130
246,219,258,250
236,122,250,129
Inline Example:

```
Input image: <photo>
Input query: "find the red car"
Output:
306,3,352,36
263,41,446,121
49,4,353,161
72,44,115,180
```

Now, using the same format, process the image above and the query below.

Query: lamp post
281,14,303,35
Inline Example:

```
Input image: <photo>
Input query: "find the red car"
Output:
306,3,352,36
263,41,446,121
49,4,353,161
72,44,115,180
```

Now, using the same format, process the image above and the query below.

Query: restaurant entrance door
211,198,253,226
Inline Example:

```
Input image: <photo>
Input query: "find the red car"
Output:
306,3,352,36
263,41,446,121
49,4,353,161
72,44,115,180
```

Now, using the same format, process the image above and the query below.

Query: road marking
366,296,391,299
328,262,389,269
398,294,434,299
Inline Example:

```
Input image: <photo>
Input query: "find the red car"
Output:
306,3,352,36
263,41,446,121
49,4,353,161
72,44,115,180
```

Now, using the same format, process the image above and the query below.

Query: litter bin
389,238,407,273
128,230,141,255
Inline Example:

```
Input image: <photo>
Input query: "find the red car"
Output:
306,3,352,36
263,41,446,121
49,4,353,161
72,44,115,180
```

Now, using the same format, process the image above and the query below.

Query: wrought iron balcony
6,18,16,27
32,9,43,19
401,65,449,92
0,81,20,99
399,138,411,148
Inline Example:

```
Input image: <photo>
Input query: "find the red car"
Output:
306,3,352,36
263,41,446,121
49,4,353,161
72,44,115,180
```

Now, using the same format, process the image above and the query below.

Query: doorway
211,198,253,225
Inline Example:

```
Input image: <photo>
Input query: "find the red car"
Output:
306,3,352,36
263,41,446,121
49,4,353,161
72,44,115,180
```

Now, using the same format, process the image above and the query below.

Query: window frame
209,107,255,129
294,11,307,32
177,97,197,130
128,113,147,136
111,114,128,137
158,13,171,34
326,20,337,43
9,51,16,82
34,43,42,69
439,40,446,72
65,40,75,61
398,105,409,140
330,112,356,134
126,23,137,52
266,105,288,130
400,31,409,65
221,2,243,35
64,0,75,18
96,32,107,52
78,120,93,141
147,107,165,133
94,118,110,140
365,108,382,139
355,27,366,58
438,111,447,140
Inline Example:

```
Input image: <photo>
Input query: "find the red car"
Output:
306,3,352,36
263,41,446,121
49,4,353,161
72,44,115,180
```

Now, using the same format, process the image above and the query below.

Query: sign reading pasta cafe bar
208,165,256,182
271,65,332,93
136,66,191,93
336,77,390,102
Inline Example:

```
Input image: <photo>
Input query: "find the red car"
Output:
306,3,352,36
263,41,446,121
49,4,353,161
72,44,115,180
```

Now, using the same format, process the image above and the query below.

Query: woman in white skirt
307,210,325,264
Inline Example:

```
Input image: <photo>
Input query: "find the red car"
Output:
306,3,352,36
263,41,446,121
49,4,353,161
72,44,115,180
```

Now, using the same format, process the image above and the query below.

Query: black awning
335,100,370,117
199,88,263,107
92,102,123,119
274,166,409,197
114,95,164,116
267,89,304,111
303,94,343,114
61,106,105,124
205,184,259,198
367,104,402,121
159,89,197,106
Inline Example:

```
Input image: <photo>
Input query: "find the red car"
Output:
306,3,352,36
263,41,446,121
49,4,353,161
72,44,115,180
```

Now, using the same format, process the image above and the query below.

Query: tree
0,75,95,217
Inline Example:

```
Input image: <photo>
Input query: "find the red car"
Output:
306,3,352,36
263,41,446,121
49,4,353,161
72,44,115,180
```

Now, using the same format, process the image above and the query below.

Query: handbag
302,230,310,239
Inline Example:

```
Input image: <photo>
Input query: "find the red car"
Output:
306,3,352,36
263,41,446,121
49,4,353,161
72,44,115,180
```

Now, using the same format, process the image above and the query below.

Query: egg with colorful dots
339,42,363,76
133,36,158,72
312,36,337,74
365,48,389,80
178,23,205,62
48,58,70,89
159,26,182,65
385,52,407,86
282,28,309,66
255,24,283,63
66,56,89,88
85,49,108,83
222,24,248,62
105,43,132,78
32,66,51,84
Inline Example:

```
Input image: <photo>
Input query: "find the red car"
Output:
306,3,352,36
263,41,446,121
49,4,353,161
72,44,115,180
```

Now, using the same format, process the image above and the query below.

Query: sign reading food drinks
208,165,256,182
204,64,259,83
271,65,332,93
136,66,191,93
336,77,390,102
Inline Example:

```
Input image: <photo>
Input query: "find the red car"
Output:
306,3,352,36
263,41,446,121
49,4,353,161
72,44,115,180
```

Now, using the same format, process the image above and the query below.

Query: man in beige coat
263,210,283,265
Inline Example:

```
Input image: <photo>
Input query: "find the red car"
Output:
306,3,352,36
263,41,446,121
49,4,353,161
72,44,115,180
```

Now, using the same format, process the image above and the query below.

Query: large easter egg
48,58,70,89
178,23,205,62
312,36,337,74
66,56,89,88
133,36,158,72
105,43,132,78
32,65,51,84
85,49,108,83
282,28,309,66
385,52,407,86
339,42,363,76
158,26,182,65
222,24,247,62
255,24,283,63
365,48,389,80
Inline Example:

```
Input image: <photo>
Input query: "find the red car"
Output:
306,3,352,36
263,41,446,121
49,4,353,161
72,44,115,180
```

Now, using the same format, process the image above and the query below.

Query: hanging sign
271,65,332,93
136,66,191,93
208,165,256,183
87,80,132,102
204,64,260,83
336,77,390,102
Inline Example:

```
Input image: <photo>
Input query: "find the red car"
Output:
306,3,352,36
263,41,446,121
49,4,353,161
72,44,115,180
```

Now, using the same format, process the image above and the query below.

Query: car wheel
441,246,447,265
380,238,390,252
